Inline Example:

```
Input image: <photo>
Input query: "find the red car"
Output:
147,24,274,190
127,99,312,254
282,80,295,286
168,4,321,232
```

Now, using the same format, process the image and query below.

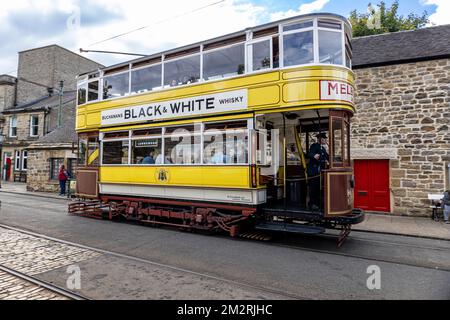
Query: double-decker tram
70,13,364,245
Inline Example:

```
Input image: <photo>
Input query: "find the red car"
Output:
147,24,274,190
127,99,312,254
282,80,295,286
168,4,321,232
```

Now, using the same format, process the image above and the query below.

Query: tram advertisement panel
101,89,248,126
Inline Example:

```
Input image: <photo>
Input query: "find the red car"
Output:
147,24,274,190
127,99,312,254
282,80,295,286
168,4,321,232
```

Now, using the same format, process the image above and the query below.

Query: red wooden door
354,160,390,212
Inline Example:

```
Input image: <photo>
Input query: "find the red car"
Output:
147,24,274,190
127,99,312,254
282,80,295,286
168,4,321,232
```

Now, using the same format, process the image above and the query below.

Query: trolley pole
57,80,64,128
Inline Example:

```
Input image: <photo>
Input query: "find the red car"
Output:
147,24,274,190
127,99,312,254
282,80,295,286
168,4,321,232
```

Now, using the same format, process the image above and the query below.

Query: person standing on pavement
442,190,450,224
58,165,69,196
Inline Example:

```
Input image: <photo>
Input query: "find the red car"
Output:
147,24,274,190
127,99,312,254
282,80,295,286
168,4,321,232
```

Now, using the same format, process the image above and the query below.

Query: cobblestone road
0,270,68,300
0,226,100,300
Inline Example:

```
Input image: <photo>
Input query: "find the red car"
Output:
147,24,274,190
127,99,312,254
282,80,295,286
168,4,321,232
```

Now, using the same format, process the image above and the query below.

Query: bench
13,171,27,183
428,194,444,221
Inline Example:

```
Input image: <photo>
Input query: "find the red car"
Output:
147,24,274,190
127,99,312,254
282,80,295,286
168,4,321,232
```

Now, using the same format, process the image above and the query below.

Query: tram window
77,85,86,105
103,131,129,139
331,118,343,166
318,19,342,30
248,39,271,72
203,43,245,80
203,128,248,164
164,135,201,165
132,128,162,137
78,138,87,166
163,55,200,87
342,121,350,166
283,31,314,67
102,140,129,165
87,81,99,102
283,20,313,32
164,125,200,164
131,139,162,164
318,30,343,65
88,137,99,166
272,36,279,68
103,72,130,99
131,64,162,93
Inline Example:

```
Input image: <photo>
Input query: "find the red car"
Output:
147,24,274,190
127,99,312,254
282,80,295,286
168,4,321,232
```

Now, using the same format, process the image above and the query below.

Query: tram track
1,193,450,273
0,264,88,300
0,223,309,300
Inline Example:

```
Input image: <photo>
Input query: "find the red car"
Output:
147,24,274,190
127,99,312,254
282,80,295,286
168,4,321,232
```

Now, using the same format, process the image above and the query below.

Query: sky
0,0,448,76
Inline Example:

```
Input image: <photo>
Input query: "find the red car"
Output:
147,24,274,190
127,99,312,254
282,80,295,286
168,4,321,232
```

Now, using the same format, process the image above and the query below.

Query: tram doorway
256,110,330,211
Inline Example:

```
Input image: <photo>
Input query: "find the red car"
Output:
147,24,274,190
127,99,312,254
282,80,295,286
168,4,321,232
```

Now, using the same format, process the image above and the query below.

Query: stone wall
352,58,450,216
16,45,102,106
3,112,45,142
26,146,76,192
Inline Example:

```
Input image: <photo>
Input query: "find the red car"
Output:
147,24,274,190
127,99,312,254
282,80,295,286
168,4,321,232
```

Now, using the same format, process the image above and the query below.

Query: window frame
29,114,39,137
49,158,64,180
9,116,17,138
246,37,273,74
99,119,251,166
14,150,21,171
201,41,246,81
21,150,28,171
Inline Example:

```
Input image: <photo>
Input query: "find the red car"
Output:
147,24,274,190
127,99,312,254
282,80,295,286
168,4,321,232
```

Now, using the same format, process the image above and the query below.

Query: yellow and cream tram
71,13,364,244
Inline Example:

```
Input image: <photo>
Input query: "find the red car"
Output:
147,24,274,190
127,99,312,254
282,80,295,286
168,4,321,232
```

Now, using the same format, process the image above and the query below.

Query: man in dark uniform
307,133,329,211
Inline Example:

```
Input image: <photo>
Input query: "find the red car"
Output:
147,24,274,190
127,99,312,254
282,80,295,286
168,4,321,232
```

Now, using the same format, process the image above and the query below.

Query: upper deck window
163,54,200,87
247,39,271,72
283,30,314,66
283,20,313,32
80,15,352,105
318,30,343,65
203,43,245,80
103,72,130,99
131,63,162,93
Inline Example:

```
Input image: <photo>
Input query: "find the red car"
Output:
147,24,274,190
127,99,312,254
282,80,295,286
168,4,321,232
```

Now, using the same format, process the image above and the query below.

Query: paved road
0,192,449,300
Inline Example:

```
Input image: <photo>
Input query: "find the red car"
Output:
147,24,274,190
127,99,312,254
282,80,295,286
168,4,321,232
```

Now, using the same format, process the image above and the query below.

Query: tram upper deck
76,13,354,132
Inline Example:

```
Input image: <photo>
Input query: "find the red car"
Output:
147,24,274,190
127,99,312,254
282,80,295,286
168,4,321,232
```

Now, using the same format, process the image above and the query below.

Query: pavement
1,181,449,241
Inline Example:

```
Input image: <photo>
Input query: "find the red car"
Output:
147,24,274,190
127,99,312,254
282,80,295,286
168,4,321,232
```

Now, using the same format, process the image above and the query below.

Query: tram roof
79,12,351,77
352,23,450,68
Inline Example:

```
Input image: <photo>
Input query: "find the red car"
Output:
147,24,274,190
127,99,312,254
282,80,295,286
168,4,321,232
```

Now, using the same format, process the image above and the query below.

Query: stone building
351,24,450,216
0,45,102,189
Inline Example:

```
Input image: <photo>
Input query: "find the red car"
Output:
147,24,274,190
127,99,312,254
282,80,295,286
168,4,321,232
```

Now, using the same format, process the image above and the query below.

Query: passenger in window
307,133,329,211
211,149,229,164
142,149,156,164
170,79,178,87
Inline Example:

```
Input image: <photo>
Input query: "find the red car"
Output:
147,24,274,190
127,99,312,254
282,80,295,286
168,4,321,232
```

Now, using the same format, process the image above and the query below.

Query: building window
14,151,21,171
22,151,28,171
10,116,17,137
30,115,39,137
50,158,64,180
67,158,77,178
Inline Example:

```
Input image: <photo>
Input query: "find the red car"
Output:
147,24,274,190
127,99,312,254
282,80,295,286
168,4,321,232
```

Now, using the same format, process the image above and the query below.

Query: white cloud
0,0,268,75
423,0,450,25
270,0,330,21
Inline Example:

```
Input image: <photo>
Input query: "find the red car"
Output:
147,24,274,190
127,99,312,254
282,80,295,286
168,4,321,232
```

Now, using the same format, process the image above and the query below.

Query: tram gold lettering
206,97,214,109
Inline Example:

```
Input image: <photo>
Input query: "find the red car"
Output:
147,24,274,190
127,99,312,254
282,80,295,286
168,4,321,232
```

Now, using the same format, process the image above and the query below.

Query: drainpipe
13,78,18,107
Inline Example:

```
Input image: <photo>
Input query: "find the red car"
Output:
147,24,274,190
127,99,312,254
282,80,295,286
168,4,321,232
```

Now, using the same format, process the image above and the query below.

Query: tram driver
307,133,329,211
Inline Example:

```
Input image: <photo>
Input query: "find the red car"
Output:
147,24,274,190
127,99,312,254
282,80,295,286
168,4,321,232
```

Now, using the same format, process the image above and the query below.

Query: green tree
349,1,429,37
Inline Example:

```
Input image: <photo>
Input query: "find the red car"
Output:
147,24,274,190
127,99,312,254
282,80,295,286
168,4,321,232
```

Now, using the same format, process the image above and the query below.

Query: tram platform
0,181,449,241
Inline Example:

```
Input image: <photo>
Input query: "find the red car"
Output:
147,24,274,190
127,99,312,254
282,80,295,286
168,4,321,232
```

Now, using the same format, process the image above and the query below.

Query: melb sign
320,80,354,103
101,89,248,126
